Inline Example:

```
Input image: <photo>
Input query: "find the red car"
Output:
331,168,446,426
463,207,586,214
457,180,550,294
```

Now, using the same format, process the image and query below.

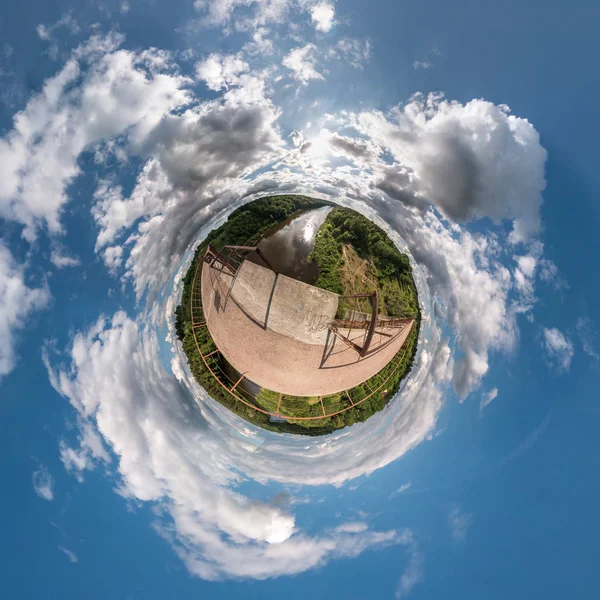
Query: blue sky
0,0,599,598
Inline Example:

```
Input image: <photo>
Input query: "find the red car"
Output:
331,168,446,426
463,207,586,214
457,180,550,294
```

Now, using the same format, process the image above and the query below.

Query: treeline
310,207,419,318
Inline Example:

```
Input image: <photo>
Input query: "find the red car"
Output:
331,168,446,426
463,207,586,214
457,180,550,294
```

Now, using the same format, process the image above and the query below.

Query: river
247,206,332,284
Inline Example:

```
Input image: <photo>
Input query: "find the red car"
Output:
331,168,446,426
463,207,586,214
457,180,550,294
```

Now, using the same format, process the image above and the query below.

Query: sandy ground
201,259,413,397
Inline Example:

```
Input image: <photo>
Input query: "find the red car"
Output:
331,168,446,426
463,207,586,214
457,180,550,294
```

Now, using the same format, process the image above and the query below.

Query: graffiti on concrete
305,311,332,332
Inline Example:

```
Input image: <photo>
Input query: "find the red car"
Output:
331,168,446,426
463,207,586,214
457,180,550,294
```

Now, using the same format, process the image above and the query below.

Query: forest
310,206,420,318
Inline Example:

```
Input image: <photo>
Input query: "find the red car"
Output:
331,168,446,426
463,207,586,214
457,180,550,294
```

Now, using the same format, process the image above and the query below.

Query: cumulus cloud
195,53,249,90
0,242,50,380
45,312,405,580
542,327,574,372
355,94,547,243
36,12,80,61
329,38,372,70
283,44,324,83
194,0,334,33
91,66,284,298
0,33,192,241
272,93,547,397
32,465,55,501
395,532,423,599
413,60,432,70
513,254,537,303
311,2,335,32
396,551,423,598
243,27,274,56
50,245,80,269
0,32,283,300
538,258,568,292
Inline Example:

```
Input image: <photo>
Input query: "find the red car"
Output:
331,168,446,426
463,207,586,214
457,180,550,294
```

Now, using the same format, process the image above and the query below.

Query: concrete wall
231,260,339,345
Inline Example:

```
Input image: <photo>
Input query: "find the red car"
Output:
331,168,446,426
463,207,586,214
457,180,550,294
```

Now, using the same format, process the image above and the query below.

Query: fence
189,249,414,422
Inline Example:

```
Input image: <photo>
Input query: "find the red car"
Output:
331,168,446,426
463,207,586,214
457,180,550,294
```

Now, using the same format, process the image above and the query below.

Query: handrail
189,250,414,422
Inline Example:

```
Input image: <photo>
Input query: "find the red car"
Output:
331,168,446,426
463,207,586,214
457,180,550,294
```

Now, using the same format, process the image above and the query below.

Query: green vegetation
310,206,420,318
252,321,419,431
175,195,421,436
181,314,335,435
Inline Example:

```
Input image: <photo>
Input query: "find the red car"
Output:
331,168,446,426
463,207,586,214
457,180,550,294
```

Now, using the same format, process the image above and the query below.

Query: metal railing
189,249,415,422
207,244,275,276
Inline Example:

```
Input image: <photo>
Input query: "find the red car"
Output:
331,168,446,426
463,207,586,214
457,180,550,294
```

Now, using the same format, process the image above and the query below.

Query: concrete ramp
231,261,339,346
201,260,414,396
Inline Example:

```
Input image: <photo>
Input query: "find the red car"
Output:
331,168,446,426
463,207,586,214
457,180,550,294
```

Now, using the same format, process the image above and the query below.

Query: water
248,206,332,284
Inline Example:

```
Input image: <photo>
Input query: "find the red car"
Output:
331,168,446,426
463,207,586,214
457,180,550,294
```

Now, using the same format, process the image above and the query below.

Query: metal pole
255,247,276,273
360,290,379,357
231,374,246,392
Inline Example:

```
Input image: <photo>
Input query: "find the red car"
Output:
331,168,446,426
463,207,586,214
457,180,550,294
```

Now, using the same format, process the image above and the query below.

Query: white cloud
193,0,333,33
195,53,249,90
45,312,405,580
516,255,536,278
120,1,130,14
243,27,274,55
91,69,284,298
32,465,55,501
50,246,80,269
0,34,192,241
102,246,124,274
307,93,548,397
389,483,412,499
480,387,498,412
538,258,568,292
407,215,515,399
413,60,432,70
513,254,538,306
335,521,369,533
311,2,335,32
0,34,285,301
0,242,50,380
36,13,80,61
396,545,424,599
542,327,574,372
283,44,324,83
59,545,79,563
330,38,372,70
356,94,547,244
194,0,292,30
448,504,473,543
